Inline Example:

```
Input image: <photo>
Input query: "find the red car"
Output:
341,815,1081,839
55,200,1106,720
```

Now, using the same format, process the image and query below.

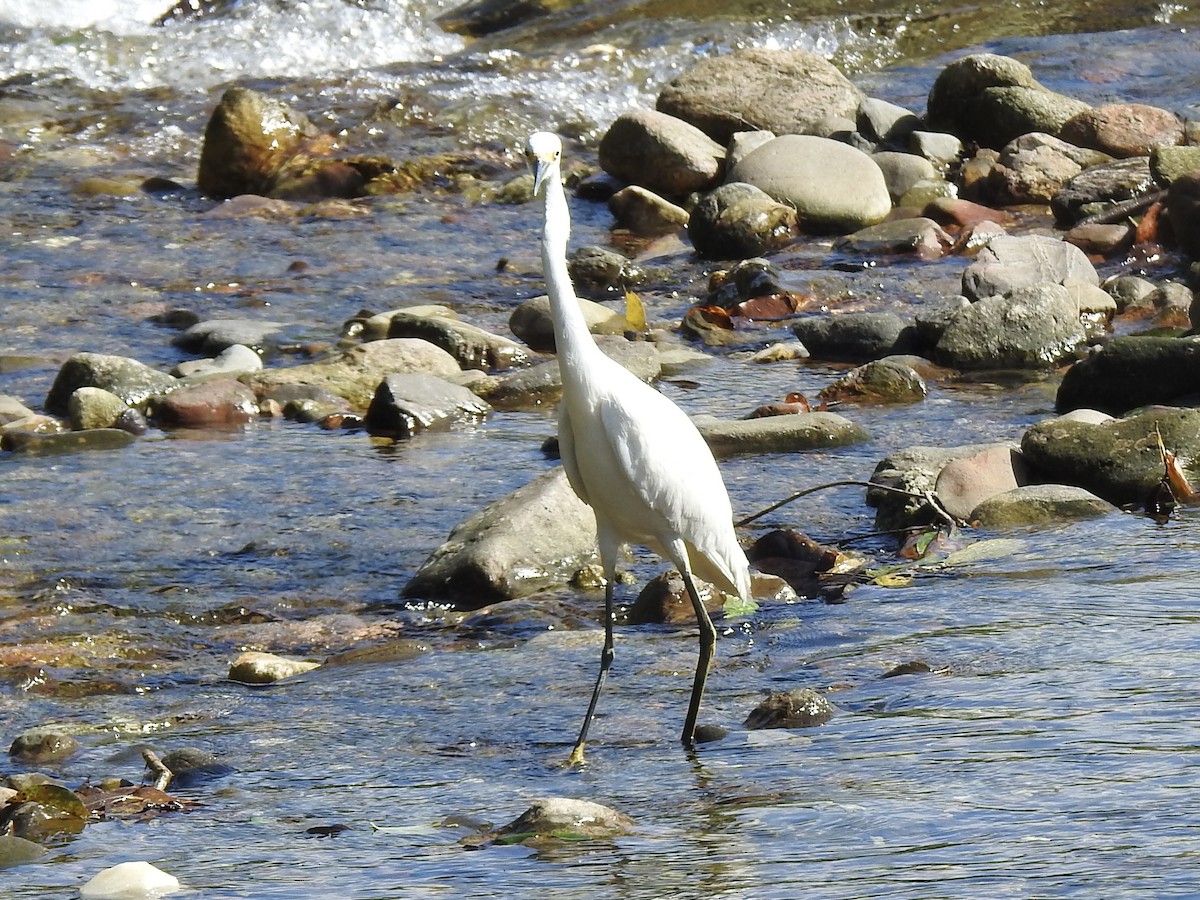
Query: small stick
735,479,960,531
142,749,173,792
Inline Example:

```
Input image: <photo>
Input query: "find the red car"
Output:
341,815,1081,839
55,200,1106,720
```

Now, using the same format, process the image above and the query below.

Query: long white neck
539,168,599,376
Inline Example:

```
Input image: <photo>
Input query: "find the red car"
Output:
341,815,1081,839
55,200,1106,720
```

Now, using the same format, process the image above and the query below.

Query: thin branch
735,478,961,531
142,749,173,792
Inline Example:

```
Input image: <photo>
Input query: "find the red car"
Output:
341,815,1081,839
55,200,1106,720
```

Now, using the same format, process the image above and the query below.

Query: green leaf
722,594,759,618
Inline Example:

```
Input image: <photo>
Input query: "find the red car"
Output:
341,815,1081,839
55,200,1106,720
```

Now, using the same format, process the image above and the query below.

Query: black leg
568,578,615,765
680,570,715,748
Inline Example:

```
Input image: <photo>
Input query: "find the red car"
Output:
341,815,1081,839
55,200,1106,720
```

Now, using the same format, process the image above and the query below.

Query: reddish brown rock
935,444,1030,521
154,379,259,428
1059,103,1184,158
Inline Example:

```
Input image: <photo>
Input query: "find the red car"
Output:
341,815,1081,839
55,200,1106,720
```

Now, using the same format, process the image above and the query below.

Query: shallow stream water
4,0,1200,896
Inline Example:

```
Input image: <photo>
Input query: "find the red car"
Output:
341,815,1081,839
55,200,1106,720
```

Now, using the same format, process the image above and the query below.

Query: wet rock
1059,103,1184,158
258,382,353,422
1139,281,1194,328
44,352,178,415
818,357,928,405
403,467,597,607
871,151,937,202
1167,173,1200,260
693,411,869,458
197,86,322,199
971,484,1117,527
728,135,892,233
67,386,130,430
687,182,799,259
792,312,914,362
935,284,1087,370
961,234,1099,301
568,246,645,296
480,337,659,410
80,861,180,900
152,378,259,428
598,108,725,197
244,339,461,408
832,217,952,259
986,132,1112,205
509,295,631,353
868,442,1013,530
1056,335,1200,415
0,834,46,867
489,797,633,842
157,748,234,786
354,304,458,341
364,372,491,438
0,394,36,425
933,444,1028,520
1064,222,1134,257
923,197,1016,231
1021,408,1200,506
926,53,1090,149
858,97,920,146
385,312,529,371
1050,156,1155,226
1064,282,1118,320
1149,145,1200,187
626,570,724,625
751,341,810,363
608,184,689,235
897,178,957,210
228,650,320,684
1,428,136,455
173,318,287,355
9,729,80,763
656,48,862,144
172,343,263,379
744,688,835,729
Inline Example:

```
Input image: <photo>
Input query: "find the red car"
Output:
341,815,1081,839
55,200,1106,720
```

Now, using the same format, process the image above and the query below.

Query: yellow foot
566,744,587,767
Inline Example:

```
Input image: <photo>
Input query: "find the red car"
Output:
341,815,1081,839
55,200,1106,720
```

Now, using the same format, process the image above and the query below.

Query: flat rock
480,337,660,410
971,484,1117,527
228,650,320,684
364,372,491,438
1,428,135,455
403,467,598,607
694,411,868,458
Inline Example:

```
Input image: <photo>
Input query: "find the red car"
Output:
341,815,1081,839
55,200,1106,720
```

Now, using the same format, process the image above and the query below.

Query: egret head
526,131,562,197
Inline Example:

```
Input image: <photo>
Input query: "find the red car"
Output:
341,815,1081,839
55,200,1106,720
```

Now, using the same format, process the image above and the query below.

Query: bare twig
735,479,961,532
142,749,173,792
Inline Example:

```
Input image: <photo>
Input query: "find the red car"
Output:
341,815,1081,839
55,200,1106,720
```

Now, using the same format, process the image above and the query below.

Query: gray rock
356,304,458,341
694,411,869,458
509,294,631,353
858,97,920,145
172,343,263,379
67,386,129,430
608,184,689,235
726,130,776,170
598,108,725,197
568,246,645,296
1103,274,1157,312
987,132,1112,205
744,688,836,729
687,182,799,259
364,373,492,438
491,797,634,840
1021,408,1200,506
871,151,937,202
908,130,964,168
656,48,863,144
729,135,892,233
818,357,928,405
385,312,529,371
0,395,36,425
403,467,598,606
45,352,178,414
1056,335,1200,415
935,284,1087,370
792,312,913,362
1150,145,1200,187
832,217,952,258
173,318,287,355
0,834,46,867
481,337,660,410
9,729,80,763
1051,156,1155,226
961,234,1099,301
971,484,1117,527
228,650,319,684
868,442,1016,530
244,339,461,408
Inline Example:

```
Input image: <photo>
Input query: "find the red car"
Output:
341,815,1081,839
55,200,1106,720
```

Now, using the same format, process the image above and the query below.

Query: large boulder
934,284,1087,370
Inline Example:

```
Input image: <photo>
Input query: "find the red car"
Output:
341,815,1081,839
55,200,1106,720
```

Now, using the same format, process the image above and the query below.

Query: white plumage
526,131,751,763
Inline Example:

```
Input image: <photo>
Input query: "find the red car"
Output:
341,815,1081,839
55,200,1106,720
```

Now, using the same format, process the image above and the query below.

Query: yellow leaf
624,289,646,331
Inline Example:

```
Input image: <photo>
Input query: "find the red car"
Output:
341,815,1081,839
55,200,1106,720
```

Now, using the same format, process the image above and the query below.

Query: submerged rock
744,689,836,729
971,484,1117,527
9,729,80,763
228,651,320,684
80,860,180,900
474,797,634,846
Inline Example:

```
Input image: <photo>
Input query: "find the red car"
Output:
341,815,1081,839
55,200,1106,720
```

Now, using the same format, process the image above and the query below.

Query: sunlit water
4,0,1200,896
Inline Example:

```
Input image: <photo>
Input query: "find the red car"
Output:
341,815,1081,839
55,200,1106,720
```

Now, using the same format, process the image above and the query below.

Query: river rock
961,234,1099,301
152,378,259,428
355,305,457,340
818,357,928,405
244,339,461,408
173,318,288,355
364,372,491,438
935,284,1087,369
67,386,130,430
9,729,80,763
385,312,529,371
197,86,321,199
986,132,1113,205
228,651,320,684
656,48,863,143
1149,145,1200,187
598,108,725,197
687,182,799,259
509,295,631,353
626,569,725,625
933,444,1028,520
1059,103,1184,158
1064,222,1134,257
0,394,37,424
926,53,1090,149
404,467,598,606
971,484,1117,527
1021,408,1200,506
608,184,690,235
568,246,647,296
1167,173,1200,260
172,343,263,379
728,135,892,233
480,337,660,410
1,428,135,455
727,130,775,169
908,130,965,169
858,97,920,146
81,861,180,900
1050,156,1155,226
868,442,1017,530
792,312,914,362
871,151,937,202
0,834,46,868
44,352,177,415
491,797,634,840
693,411,869,458
1056,335,1200,414
744,688,836,729
832,217,952,259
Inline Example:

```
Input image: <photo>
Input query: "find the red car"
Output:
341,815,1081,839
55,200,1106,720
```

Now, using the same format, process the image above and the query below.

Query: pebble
228,651,320,684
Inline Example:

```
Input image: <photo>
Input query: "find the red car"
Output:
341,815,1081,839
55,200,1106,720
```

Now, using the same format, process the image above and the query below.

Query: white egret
526,131,752,764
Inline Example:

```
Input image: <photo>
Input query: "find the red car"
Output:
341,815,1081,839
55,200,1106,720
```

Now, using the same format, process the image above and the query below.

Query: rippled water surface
4,0,1200,896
